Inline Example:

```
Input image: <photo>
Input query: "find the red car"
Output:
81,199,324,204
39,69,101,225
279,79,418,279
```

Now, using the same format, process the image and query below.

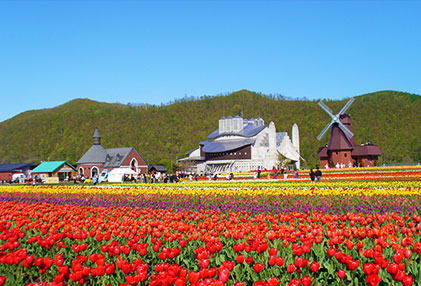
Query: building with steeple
76,129,147,178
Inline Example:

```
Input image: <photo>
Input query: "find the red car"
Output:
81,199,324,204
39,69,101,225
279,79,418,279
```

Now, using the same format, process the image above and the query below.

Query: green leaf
324,261,334,275
354,277,359,286
272,267,280,276
233,264,244,281
251,271,259,282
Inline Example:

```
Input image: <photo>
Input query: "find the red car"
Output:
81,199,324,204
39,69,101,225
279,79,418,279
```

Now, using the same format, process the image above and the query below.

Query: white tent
107,168,137,183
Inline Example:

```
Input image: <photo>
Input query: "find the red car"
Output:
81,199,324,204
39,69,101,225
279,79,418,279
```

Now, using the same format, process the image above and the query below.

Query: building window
91,167,99,178
234,153,236,155
79,167,84,176
335,151,338,155
344,153,348,158
245,152,247,155
131,158,138,172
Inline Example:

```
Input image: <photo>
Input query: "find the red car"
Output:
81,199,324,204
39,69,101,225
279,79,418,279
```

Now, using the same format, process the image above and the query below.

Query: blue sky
0,1,420,122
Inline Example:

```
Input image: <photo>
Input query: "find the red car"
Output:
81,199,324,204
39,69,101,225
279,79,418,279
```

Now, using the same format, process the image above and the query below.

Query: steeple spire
93,128,101,145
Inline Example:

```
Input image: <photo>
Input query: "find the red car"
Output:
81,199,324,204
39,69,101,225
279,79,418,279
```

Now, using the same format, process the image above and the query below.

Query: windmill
316,98,356,169
317,98,355,141
316,97,382,169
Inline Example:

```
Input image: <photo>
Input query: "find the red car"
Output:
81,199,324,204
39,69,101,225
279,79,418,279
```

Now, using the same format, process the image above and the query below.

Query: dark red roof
316,147,328,158
351,145,382,157
327,124,355,151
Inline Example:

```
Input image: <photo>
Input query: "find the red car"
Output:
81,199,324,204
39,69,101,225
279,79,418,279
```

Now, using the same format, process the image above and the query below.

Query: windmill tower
316,98,356,168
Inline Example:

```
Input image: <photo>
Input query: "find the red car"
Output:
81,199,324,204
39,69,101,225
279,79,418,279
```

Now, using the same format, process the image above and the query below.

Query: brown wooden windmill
316,98,382,168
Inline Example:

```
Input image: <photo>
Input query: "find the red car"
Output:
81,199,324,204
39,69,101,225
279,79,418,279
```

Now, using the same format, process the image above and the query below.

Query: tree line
0,90,419,170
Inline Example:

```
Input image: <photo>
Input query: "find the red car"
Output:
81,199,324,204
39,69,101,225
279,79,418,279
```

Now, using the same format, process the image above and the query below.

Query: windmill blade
338,121,354,138
317,121,333,141
338,97,355,115
318,101,334,118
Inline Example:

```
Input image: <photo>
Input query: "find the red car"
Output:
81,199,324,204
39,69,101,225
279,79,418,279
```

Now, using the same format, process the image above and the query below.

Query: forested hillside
0,90,419,169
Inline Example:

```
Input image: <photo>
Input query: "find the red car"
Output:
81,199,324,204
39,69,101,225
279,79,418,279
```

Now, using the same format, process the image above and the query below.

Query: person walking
309,169,315,183
315,168,322,183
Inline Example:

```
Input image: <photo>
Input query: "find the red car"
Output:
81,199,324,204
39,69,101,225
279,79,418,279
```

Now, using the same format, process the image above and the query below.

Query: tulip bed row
185,171,421,182
193,166,421,181
293,168,421,181
18,179,420,192
0,186,421,215
0,182,421,286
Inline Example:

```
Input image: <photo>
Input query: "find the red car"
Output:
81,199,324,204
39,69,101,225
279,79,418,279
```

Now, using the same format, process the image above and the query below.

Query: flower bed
0,182,420,286
181,166,421,182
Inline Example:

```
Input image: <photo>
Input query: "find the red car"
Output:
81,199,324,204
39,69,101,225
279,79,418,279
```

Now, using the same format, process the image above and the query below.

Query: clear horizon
1,1,420,122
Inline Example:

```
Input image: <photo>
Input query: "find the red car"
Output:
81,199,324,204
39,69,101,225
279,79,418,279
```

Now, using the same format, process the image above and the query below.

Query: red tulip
268,256,276,266
295,257,304,268
236,254,244,264
363,263,374,274
402,275,413,286
276,256,285,266
366,274,381,286
268,277,279,286
287,264,295,273
219,268,229,283
404,249,412,259
268,247,278,256
179,239,187,247
188,271,200,283
310,261,320,272
364,249,373,258
105,263,115,275
327,248,336,257
387,263,398,275
253,263,264,273
337,269,346,279
348,260,359,271
302,276,312,286
200,259,209,269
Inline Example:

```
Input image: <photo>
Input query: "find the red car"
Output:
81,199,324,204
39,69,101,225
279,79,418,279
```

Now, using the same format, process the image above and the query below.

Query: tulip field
1,179,421,286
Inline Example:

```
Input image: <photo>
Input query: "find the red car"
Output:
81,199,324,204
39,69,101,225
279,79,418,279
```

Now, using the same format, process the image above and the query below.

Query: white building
179,116,300,173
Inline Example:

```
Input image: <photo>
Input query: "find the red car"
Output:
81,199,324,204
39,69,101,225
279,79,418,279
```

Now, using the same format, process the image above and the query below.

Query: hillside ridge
0,90,420,169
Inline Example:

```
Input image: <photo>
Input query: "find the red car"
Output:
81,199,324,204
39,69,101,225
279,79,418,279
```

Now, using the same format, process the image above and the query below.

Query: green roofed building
31,161,77,183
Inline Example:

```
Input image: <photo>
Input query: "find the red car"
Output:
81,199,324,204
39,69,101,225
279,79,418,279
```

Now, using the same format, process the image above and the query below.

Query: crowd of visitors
1,166,325,184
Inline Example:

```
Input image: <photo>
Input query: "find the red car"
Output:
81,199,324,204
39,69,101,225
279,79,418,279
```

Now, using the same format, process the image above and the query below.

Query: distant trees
0,90,419,170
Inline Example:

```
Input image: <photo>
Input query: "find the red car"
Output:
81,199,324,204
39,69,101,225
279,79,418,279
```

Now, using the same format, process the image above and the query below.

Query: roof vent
233,116,243,132
219,118,226,133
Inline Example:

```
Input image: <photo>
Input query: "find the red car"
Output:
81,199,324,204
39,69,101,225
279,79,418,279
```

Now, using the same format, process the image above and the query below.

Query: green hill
0,90,420,169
